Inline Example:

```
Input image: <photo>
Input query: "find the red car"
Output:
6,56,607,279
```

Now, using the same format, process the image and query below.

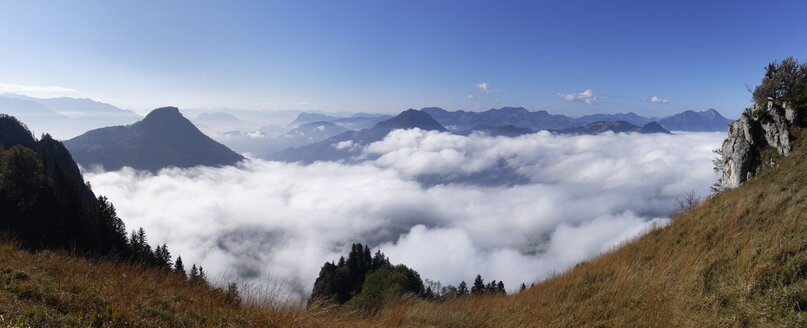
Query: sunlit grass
5,128,807,326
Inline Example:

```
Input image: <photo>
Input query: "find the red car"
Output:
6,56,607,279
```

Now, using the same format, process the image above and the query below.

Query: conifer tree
486,280,497,293
174,256,186,278
457,281,469,296
154,244,172,269
190,264,199,280
225,282,241,306
471,274,485,295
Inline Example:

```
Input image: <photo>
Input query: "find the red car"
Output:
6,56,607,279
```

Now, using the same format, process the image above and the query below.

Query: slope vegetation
323,127,807,327
6,130,807,327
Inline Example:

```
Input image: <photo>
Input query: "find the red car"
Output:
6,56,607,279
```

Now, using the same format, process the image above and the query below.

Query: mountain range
272,109,446,163
557,121,671,135
0,94,141,139
270,109,672,168
64,107,244,172
420,106,730,132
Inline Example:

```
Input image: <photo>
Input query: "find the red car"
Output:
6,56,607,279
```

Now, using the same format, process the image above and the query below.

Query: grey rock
720,136,753,189
758,102,791,155
719,101,797,190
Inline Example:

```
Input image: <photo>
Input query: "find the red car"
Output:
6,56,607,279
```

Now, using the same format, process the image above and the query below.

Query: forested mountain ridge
1,113,179,264
0,114,117,251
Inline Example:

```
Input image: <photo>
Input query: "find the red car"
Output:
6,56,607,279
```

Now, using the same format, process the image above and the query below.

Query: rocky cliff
720,101,801,189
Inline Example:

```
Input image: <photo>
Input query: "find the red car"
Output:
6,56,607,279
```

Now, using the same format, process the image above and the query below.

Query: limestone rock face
719,101,797,190
758,101,792,156
720,134,753,189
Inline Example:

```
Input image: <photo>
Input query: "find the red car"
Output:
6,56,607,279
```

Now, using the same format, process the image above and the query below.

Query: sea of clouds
84,129,724,300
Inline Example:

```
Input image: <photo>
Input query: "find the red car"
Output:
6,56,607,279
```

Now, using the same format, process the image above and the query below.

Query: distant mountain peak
639,121,672,134
65,106,244,172
373,109,446,132
658,108,730,132
142,106,182,121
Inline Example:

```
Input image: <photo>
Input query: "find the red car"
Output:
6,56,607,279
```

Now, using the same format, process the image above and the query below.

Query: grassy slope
4,130,807,327
0,240,309,327
336,128,807,327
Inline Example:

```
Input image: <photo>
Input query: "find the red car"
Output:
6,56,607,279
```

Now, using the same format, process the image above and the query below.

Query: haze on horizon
2,1,807,118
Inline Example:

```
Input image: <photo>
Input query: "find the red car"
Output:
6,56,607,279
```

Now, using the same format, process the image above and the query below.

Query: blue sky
0,0,805,118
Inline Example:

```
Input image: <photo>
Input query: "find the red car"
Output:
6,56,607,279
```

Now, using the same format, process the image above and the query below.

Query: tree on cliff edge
752,57,807,107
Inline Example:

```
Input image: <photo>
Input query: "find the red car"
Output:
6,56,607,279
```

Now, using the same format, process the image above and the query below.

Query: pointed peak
639,121,672,134
374,109,446,131
143,106,182,121
137,107,197,132
642,121,661,127
146,106,182,118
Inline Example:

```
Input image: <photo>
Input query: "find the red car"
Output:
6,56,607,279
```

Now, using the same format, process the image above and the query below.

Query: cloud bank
0,82,78,95
85,130,723,299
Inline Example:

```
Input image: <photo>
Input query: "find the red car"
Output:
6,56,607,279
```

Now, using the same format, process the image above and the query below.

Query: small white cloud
247,131,267,139
557,89,601,105
476,83,490,93
0,82,78,94
467,94,475,99
650,96,669,104
333,140,354,150
475,83,500,94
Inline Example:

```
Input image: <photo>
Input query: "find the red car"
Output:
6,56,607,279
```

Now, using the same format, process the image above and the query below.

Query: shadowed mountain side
0,114,121,251
65,107,244,172
0,115,94,204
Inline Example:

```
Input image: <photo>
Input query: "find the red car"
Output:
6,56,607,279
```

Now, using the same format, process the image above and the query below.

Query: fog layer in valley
85,130,723,300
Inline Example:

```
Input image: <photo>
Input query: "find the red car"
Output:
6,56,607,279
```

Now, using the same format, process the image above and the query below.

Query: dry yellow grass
5,128,807,327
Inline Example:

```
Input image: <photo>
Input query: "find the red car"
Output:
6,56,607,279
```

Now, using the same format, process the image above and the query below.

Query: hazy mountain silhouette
286,121,349,141
556,121,672,135
457,124,534,137
287,112,392,131
272,109,445,163
65,107,244,172
577,112,655,126
0,96,68,122
423,107,731,132
422,107,579,131
657,109,731,132
288,112,339,127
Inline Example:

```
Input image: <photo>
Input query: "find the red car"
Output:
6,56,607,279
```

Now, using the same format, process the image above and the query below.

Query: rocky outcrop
720,101,798,190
